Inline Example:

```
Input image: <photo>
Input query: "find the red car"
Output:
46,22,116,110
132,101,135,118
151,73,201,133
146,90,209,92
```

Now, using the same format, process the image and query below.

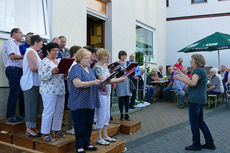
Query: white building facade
0,0,166,119
166,0,230,68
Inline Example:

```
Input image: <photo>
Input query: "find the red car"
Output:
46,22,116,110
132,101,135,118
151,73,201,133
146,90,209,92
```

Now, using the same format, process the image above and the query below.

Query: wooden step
0,131,12,143
110,116,141,134
35,134,75,153
0,120,25,135
0,140,42,153
0,110,70,136
90,123,120,143
13,133,75,153
11,123,120,153
67,139,126,153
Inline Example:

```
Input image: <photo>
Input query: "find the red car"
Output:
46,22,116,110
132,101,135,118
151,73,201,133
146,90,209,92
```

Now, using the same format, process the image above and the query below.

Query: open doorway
87,15,105,48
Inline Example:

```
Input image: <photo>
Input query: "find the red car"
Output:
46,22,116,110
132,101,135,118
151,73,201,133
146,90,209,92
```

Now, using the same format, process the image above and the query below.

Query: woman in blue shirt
69,48,101,153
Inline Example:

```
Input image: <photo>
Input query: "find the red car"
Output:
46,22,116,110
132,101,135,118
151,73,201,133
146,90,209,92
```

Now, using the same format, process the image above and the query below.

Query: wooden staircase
0,111,129,153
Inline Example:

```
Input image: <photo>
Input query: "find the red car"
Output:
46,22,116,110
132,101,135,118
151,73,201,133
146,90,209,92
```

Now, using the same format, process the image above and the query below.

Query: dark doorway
87,15,105,48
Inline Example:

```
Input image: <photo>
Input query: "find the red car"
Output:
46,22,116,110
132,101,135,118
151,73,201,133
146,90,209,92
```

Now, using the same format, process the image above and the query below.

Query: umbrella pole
218,50,220,70
143,55,148,100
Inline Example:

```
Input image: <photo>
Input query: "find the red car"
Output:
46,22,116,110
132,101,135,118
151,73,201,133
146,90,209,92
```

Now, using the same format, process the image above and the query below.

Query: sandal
53,131,65,138
25,132,41,138
96,139,110,146
104,137,116,142
43,134,55,142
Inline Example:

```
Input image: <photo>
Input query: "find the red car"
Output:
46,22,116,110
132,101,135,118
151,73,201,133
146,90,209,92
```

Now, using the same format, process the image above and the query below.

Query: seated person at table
207,68,221,95
163,66,175,100
183,66,191,78
147,68,161,101
157,65,164,78
172,67,188,108
139,68,155,103
147,68,159,83
218,65,228,93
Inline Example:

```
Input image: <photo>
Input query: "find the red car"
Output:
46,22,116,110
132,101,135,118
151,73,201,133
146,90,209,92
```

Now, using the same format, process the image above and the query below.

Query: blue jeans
146,86,154,101
5,66,22,118
72,109,94,150
174,89,187,105
163,86,173,99
189,103,214,147
139,85,154,101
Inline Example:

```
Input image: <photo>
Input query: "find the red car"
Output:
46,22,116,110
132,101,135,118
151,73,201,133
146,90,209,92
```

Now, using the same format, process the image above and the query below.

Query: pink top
174,63,183,70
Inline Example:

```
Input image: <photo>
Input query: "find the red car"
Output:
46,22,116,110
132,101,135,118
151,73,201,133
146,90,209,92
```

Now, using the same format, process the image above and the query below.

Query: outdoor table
150,80,169,101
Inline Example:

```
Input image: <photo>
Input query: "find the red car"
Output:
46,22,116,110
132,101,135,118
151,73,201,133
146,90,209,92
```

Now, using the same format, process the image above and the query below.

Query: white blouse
38,58,65,95
20,48,41,91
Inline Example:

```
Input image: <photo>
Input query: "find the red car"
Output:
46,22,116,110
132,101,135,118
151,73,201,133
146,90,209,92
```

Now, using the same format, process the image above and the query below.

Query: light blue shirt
173,74,186,90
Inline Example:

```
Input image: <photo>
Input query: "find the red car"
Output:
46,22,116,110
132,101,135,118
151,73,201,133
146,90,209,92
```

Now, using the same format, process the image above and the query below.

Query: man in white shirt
3,28,24,124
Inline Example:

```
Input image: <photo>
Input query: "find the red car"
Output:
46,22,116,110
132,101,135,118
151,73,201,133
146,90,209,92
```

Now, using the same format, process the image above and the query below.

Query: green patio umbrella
178,32,230,69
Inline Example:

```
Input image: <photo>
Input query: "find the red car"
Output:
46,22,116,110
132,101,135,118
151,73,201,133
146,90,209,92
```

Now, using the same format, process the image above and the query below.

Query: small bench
208,94,218,110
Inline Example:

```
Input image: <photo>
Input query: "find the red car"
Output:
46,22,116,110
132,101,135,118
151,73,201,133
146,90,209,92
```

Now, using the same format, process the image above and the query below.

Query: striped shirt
3,38,23,68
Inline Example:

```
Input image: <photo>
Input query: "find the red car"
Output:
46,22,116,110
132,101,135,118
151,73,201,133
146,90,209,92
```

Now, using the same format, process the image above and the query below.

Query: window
192,0,207,3
0,0,50,39
136,22,155,61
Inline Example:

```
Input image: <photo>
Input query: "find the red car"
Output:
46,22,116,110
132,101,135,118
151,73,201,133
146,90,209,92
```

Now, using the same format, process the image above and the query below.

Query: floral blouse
38,58,65,96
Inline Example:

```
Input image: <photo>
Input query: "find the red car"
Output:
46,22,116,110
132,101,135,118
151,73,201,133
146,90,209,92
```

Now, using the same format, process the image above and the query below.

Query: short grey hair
210,67,218,74
158,65,163,68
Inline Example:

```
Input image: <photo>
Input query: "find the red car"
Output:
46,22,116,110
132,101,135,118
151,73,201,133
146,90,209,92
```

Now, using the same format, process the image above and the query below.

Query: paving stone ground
114,101,229,153
115,101,214,143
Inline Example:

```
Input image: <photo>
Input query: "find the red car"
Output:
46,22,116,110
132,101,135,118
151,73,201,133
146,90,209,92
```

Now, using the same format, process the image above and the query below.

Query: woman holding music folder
38,43,66,142
116,50,132,121
93,48,126,146
69,48,101,153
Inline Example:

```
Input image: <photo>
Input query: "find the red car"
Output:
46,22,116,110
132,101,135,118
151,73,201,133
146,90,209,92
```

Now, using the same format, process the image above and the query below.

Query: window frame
191,0,207,4
136,20,156,63
0,0,50,40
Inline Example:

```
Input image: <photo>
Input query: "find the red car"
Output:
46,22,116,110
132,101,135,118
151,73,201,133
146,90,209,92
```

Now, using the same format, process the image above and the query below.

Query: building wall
110,0,136,62
135,0,166,70
167,0,230,17
166,0,230,68
53,0,87,48
0,39,8,119
0,39,8,87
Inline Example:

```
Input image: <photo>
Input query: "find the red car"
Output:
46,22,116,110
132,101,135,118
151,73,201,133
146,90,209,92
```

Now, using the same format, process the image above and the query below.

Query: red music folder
126,62,139,71
123,67,136,78
90,62,96,69
122,62,139,78
57,58,75,74
108,62,121,73
101,71,118,86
